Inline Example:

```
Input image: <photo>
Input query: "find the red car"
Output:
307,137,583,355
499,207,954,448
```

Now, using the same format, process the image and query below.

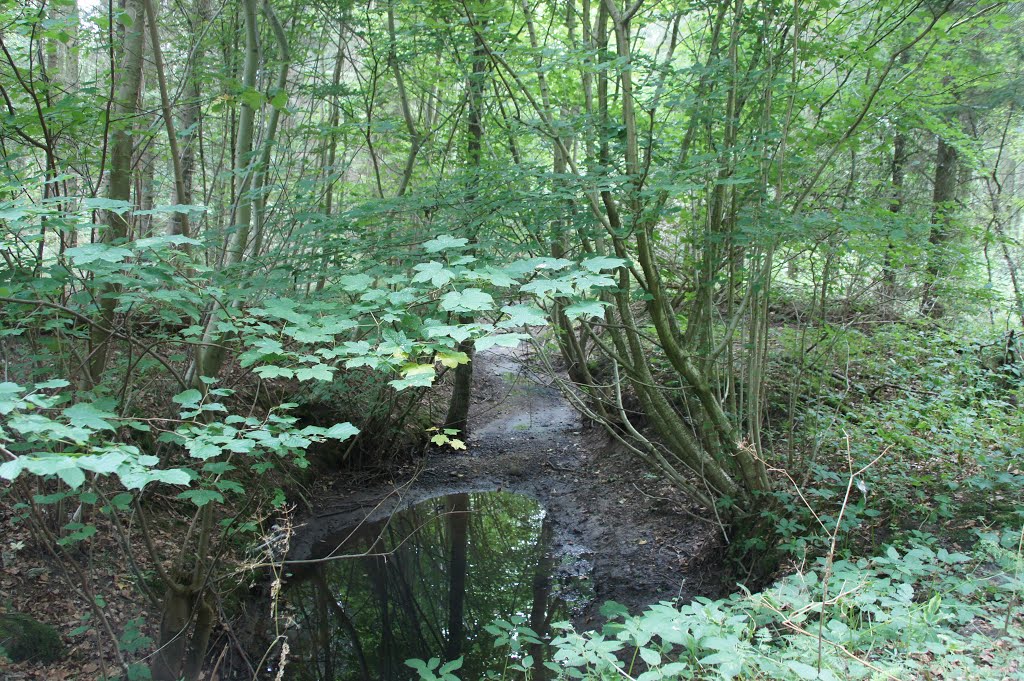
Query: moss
0,613,63,663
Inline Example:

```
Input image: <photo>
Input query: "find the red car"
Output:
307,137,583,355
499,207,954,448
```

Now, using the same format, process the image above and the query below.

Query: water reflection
283,491,564,680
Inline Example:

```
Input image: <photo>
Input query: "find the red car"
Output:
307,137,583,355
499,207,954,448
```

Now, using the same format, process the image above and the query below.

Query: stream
275,346,717,679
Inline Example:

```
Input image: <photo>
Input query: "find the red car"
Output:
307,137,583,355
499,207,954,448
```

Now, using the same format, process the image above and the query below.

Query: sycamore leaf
448,439,466,450
390,363,436,390
295,364,335,382
423,234,469,253
254,366,295,379
469,267,518,287
81,197,134,214
499,304,547,328
437,350,470,368
425,325,476,344
178,489,225,507
324,422,359,440
412,261,455,287
56,466,86,489
475,333,529,351
581,256,627,272
339,273,374,292
563,300,607,320
65,243,133,265
440,288,494,313
63,403,117,432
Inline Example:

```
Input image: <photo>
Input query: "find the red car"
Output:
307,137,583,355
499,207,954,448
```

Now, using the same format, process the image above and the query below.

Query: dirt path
290,345,724,620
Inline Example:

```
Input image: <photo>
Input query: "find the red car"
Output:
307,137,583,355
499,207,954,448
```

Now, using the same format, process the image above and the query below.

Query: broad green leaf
178,489,225,507
65,243,133,265
390,363,436,390
63,403,116,431
295,364,335,382
57,466,86,489
413,261,455,287
325,423,359,440
440,288,494,313
133,233,203,247
81,197,134,214
339,273,374,292
254,366,295,379
475,333,529,351
563,300,607,320
581,256,627,272
423,235,469,252
172,389,203,408
499,304,547,327
437,350,470,368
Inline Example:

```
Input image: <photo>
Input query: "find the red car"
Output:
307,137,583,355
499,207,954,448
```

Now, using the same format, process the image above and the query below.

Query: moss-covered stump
0,613,63,663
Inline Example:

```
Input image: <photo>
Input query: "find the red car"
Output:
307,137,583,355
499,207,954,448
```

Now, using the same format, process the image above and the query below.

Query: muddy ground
288,345,728,625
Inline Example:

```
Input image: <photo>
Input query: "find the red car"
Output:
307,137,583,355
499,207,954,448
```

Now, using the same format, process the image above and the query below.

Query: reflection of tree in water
284,492,561,680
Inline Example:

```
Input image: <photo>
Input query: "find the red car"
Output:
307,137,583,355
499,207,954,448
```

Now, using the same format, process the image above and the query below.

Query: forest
0,0,1023,677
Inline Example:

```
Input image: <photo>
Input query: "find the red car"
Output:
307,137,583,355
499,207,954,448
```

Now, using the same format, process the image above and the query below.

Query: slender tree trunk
921,131,958,317
250,0,290,258
192,0,260,382
443,13,487,436
882,127,906,303
88,0,146,385
144,0,191,240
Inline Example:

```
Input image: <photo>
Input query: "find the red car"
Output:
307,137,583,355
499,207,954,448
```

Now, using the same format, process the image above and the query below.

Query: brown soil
288,345,726,625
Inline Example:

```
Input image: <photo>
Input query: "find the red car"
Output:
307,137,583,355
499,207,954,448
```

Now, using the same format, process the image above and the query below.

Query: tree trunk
88,0,146,385
921,131,958,317
443,12,487,436
192,0,260,382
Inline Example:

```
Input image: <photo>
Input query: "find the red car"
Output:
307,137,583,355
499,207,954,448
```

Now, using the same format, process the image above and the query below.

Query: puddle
280,491,590,680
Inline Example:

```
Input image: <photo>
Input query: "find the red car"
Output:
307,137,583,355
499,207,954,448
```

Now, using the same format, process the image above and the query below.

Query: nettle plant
0,196,624,677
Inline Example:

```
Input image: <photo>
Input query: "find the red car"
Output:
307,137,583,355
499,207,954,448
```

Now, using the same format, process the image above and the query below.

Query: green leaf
339,273,374,292
499,304,547,327
172,389,203,407
439,657,463,675
133,233,203,247
390,363,436,390
423,234,469,252
563,300,607,320
254,366,295,379
639,648,661,667
440,288,494,313
475,333,529,351
324,422,359,440
786,661,821,680
239,87,265,109
178,489,225,507
63,402,117,431
581,256,626,272
295,364,335,382
0,459,24,480
437,350,470,368
57,466,86,489
80,197,134,214
413,261,455,287
65,243,133,264
35,379,71,390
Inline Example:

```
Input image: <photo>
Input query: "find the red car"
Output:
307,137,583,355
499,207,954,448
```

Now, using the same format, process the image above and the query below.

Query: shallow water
282,491,576,680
